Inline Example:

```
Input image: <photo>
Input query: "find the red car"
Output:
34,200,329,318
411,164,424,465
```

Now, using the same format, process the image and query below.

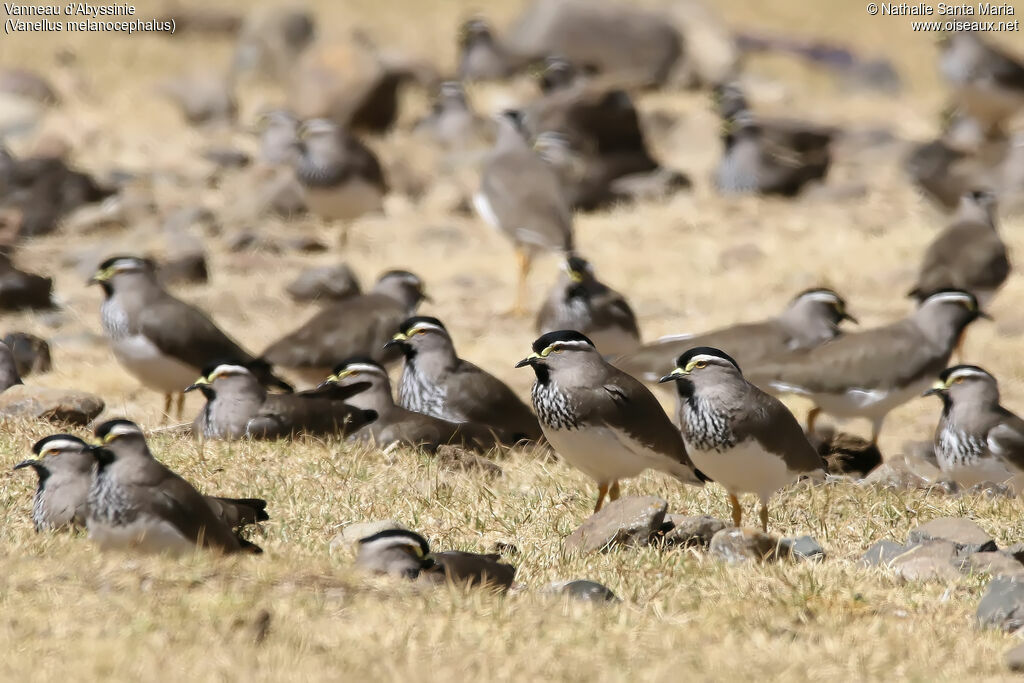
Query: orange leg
806,407,821,435
594,482,610,514
729,493,742,527
609,480,621,502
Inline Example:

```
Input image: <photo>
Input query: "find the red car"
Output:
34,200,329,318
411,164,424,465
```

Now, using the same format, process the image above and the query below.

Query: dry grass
2,0,1024,680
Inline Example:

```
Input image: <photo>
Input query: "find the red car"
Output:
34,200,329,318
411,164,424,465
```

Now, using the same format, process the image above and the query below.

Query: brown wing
443,361,541,443
587,286,641,340
480,147,574,252
748,320,944,393
732,384,825,474
137,293,253,370
128,461,244,552
613,320,788,382
987,411,1024,472
247,393,376,439
573,369,702,479
204,496,269,528
261,295,404,369
426,551,515,591
914,224,1009,295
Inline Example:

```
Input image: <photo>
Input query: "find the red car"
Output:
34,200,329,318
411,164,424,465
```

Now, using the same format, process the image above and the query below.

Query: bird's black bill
383,340,406,352
184,383,201,393
657,373,679,383
922,387,944,398
978,311,993,320
515,357,536,368
13,459,39,471
841,312,859,324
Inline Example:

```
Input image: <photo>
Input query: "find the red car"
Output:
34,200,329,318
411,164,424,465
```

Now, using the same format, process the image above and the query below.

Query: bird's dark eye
414,329,426,336
694,361,707,369
954,377,964,384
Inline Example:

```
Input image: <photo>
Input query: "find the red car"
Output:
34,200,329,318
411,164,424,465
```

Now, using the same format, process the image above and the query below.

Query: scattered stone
786,535,826,562
708,527,790,564
861,540,908,567
908,517,997,555
564,496,668,554
2,332,51,376
434,445,503,477
1006,642,1024,671
285,264,362,303
549,580,620,603
0,384,104,425
890,540,959,581
661,515,728,549
329,520,407,552
978,577,1024,632
960,552,1024,579
965,482,1016,499
861,461,929,489
157,252,209,286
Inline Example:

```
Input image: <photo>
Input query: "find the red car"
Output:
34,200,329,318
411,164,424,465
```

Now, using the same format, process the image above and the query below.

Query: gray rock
965,482,1016,499
564,496,668,554
908,517,997,555
708,527,789,564
285,264,361,304
862,461,936,490
329,520,407,552
960,551,1024,579
1006,642,1024,671
662,515,727,548
786,535,826,562
890,540,960,581
550,580,619,603
978,577,1024,632
861,540,908,567
2,332,51,376
0,384,104,425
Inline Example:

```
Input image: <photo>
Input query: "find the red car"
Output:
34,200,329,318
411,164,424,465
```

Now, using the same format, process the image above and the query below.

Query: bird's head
384,316,451,359
923,364,999,408
374,270,429,311
15,434,92,477
659,347,742,397
88,255,156,295
516,330,599,382
321,356,390,391
789,287,857,326
185,362,259,398
356,528,433,579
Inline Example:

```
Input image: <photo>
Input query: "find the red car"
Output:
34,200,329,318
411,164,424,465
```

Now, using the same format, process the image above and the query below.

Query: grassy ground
2,0,1024,680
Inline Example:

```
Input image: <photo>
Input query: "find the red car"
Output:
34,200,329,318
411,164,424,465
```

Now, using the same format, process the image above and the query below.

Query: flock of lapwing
2,4,1024,592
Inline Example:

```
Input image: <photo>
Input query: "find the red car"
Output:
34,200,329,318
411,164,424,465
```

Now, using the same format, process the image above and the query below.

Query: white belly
88,516,196,555
472,191,501,231
304,180,383,222
778,378,931,422
112,335,199,395
687,439,796,502
542,424,696,484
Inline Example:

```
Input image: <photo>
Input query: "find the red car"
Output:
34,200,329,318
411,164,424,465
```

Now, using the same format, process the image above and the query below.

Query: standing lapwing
387,317,541,445
90,256,291,419
474,110,574,315
516,330,706,512
659,347,825,531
